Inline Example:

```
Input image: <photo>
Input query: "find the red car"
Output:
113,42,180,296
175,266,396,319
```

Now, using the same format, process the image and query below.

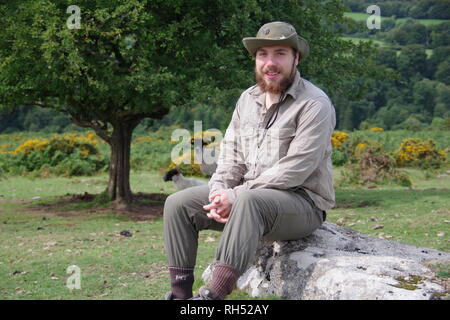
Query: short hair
254,47,298,57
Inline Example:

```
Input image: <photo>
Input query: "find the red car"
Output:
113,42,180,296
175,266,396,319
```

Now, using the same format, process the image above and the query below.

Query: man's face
255,45,299,94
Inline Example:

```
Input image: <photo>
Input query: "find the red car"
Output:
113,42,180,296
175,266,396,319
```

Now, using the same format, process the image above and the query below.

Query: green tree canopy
435,60,450,84
1,0,383,205
397,44,428,78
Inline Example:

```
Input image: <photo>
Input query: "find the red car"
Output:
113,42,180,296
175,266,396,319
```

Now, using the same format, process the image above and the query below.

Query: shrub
331,131,351,166
331,131,349,149
429,117,450,131
131,134,173,171
1,132,108,176
166,130,221,177
167,151,203,177
335,135,412,187
394,138,447,169
331,148,348,166
338,147,412,187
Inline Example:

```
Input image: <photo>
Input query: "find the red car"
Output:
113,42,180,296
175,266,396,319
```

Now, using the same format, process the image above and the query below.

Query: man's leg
163,184,224,299
207,188,324,299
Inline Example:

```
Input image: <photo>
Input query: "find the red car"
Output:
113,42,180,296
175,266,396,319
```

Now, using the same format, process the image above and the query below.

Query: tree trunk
107,122,134,208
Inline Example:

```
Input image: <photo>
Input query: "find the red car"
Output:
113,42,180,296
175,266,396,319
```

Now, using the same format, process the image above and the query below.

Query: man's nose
265,56,277,67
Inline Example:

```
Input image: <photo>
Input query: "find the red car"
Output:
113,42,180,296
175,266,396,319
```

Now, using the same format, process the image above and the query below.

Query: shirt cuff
225,188,237,205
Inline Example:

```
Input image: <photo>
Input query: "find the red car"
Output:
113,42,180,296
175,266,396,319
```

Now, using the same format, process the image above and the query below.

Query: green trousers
163,185,324,274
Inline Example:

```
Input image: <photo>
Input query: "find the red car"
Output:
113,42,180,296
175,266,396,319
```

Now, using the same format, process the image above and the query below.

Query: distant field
344,12,449,26
341,36,434,57
341,36,388,47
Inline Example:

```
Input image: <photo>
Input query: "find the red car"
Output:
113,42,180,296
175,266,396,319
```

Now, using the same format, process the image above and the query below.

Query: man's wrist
225,189,236,205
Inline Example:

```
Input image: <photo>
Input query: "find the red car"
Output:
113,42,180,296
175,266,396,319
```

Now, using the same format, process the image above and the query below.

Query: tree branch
68,112,112,144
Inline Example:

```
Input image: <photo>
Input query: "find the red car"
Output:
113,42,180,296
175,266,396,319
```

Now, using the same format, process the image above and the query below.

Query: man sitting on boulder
163,21,336,300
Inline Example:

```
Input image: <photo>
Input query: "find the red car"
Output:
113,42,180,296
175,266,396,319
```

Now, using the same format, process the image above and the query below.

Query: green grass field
341,36,434,57
341,36,388,47
344,12,449,26
0,167,449,299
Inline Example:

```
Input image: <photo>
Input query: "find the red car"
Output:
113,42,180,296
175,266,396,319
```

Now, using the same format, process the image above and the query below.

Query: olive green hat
242,21,310,62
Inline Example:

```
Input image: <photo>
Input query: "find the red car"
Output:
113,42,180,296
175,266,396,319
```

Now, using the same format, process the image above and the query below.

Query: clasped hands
203,189,232,223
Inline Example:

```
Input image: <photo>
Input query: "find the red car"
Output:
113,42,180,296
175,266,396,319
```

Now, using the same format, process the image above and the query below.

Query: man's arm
208,101,247,200
227,97,335,203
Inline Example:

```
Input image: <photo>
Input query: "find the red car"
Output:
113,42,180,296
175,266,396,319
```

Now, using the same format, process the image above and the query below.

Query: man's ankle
169,266,194,299
209,263,240,300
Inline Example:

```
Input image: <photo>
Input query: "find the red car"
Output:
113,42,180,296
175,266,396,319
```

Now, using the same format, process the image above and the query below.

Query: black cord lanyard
265,93,284,130
258,92,285,148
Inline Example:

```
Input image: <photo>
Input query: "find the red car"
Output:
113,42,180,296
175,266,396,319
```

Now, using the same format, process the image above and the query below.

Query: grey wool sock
209,263,240,300
169,267,194,299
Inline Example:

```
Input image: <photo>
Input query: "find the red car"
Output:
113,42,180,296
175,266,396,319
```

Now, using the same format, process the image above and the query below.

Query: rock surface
202,222,450,300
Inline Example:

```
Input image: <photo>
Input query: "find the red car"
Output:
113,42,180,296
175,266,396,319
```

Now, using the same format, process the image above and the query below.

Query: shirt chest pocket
240,127,256,160
265,127,296,160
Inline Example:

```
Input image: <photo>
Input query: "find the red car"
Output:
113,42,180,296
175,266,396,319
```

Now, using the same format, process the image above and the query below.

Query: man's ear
295,51,300,66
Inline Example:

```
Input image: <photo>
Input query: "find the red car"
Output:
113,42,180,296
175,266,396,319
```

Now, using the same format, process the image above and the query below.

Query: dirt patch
8,192,168,221
121,192,168,221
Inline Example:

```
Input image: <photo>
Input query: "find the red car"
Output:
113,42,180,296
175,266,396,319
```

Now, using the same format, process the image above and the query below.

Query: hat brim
242,34,310,62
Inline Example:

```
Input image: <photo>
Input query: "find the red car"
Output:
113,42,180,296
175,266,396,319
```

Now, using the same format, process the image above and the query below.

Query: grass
334,169,450,251
344,12,449,26
342,36,435,58
341,36,388,47
0,167,449,300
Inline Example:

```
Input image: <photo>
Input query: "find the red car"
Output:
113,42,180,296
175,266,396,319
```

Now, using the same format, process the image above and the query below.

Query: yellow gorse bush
167,130,221,176
355,143,367,150
394,138,447,168
0,143,13,151
14,138,50,155
12,132,98,157
191,130,220,142
134,136,164,144
168,152,202,176
331,131,349,148
369,127,384,132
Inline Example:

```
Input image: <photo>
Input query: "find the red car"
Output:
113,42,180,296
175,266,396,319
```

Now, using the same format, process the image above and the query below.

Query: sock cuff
169,267,194,281
169,266,194,274
213,264,240,278
210,263,240,299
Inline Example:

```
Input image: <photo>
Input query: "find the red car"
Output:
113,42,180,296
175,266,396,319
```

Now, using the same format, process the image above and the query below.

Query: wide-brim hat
242,21,310,62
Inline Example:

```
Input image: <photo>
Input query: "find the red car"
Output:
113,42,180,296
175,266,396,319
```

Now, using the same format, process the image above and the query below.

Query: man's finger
209,193,218,202
207,212,219,219
209,190,224,201
207,208,219,219
203,203,219,210
215,216,228,223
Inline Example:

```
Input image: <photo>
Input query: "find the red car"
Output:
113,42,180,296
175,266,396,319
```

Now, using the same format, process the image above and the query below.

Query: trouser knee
231,190,274,223
163,187,196,218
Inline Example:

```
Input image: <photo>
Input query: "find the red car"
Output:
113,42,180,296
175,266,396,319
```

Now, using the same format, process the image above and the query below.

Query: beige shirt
208,71,336,210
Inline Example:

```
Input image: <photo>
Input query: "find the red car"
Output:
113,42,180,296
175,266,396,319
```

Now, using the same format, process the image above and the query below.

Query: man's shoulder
234,85,260,111
298,78,331,103
240,84,260,98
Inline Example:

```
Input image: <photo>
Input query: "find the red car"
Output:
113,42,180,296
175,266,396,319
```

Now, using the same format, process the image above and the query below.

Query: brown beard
255,65,296,94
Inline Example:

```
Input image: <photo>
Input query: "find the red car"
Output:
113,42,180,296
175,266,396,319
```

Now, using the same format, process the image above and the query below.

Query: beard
255,64,296,94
